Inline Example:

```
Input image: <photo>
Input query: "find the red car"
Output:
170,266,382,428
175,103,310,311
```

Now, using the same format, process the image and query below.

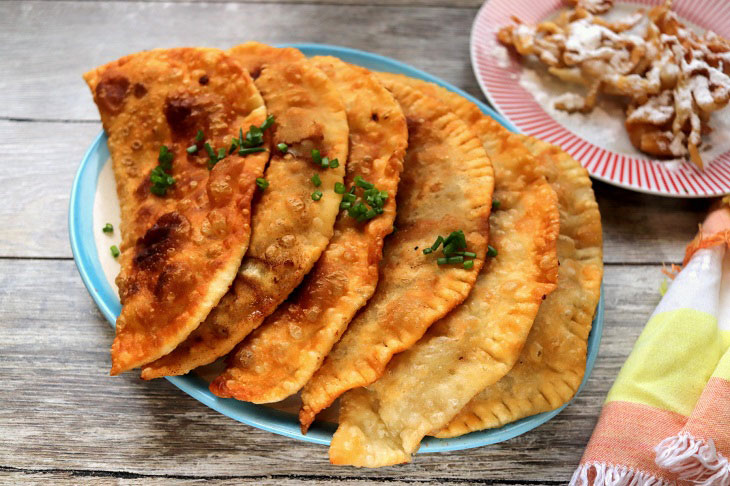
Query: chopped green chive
186,144,198,154
425,229,477,268
329,158,340,168
277,142,288,153
204,142,216,159
311,174,322,187
492,200,501,210
110,245,120,258
102,223,113,233
195,130,204,142
487,245,498,257
312,190,323,201
158,145,173,169
311,149,322,165
335,177,389,222
320,157,330,168
354,175,374,190
239,147,266,156
260,115,275,131
150,145,176,196
256,178,269,190
217,147,226,160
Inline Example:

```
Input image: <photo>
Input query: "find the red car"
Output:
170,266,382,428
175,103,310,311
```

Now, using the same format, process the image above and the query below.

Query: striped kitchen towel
571,199,730,486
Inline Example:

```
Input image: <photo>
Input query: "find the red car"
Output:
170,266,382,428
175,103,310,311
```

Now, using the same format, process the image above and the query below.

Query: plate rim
469,0,730,198
69,42,604,453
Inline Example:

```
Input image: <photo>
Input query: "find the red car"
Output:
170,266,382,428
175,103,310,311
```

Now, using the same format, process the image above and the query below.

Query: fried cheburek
140,48,348,379
209,56,407,402
497,1,730,168
299,77,495,433
329,76,560,467
226,41,306,79
436,136,603,438
83,48,269,375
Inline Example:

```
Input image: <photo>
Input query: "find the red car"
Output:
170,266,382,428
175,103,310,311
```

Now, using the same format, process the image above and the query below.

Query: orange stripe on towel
683,377,730,457
580,401,686,482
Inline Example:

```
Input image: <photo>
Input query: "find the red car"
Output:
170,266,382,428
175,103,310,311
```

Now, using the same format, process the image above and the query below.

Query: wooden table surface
0,1,719,484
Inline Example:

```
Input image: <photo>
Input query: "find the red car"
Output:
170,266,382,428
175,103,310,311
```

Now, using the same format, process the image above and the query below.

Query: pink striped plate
470,0,730,197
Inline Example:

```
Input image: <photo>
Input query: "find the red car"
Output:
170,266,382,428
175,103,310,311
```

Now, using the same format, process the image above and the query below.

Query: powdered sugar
518,63,730,162
507,3,730,165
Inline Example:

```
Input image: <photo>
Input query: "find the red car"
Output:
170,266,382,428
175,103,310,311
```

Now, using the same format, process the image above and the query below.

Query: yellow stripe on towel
606,309,724,416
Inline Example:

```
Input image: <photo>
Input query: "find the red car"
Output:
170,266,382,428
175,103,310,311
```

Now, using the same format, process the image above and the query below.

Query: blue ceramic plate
69,43,604,452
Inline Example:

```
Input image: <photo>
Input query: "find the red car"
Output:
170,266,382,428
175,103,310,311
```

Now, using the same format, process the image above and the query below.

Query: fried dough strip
436,136,603,438
141,47,348,379
84,48,269,374
209,56,407,402
299,77,495,432
327,75,559,467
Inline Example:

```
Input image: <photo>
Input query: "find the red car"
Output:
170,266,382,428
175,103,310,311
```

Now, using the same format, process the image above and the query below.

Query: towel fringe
655,432,730,486
569,461,672,486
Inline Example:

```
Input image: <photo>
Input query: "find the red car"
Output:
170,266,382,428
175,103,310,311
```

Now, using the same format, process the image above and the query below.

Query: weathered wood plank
0,118,710,261
0,470,556,485
0,258,665,482
0,1,479,121
34,0,486,6
0,120,101,258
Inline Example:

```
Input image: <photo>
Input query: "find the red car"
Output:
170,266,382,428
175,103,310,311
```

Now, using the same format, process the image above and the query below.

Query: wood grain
0,1,478,121
0,470,557,486
0,259,664,482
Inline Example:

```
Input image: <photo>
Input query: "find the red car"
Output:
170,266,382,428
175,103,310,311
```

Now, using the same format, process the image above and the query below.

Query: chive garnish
256,178,269,190
110,245,120,258
329,158,340,169
311,149,322,165
311,174,322,187
204,142,216,159
430,236,444,251
102,223,113,234
492,200,501,210
195,130,204,142
277,143,288,153
158,145,173,167
150,145,176,196
354,175,374,190
312,190,323,201
487,245,498,257
239,147,266,155
187,144,198,154
424,230,476,269
260,115,275,131
334,182,346,194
